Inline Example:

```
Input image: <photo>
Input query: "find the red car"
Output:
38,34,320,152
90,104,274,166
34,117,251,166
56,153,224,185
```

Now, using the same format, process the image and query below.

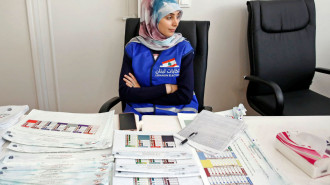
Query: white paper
115,158,198,173
0,150,114,185
175,110,246,154
3,110,114,149
112,176,204,185
0,105,29,128
6,142,110,153
0,105,29,151
177,110,288,185
177,104,247,129
115,170,200,178
112,130,194,159
2,150,113,164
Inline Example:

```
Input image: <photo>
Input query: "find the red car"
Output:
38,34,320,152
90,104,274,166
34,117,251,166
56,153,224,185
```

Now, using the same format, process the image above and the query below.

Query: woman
119,0,198,118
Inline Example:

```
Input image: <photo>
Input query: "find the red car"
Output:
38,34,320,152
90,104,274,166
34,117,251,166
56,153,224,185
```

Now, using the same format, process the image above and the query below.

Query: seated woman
119,0,198,118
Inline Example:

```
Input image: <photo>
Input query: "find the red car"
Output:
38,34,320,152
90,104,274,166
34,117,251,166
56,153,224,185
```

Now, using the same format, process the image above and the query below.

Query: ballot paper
3,109,114,149
112,130,194,159
113,176,204,185
6,142,103,153
115,158,198,173
115,158,200,178
0,105,29,129
115,170,200,178
177,110,289,185
0,105,29,148
0,150,114,185
175,110,246,155
2,150,112,164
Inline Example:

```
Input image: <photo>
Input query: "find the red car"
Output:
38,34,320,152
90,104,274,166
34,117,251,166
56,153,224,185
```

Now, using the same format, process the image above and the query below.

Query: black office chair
245,0,330,116
99,18,211,113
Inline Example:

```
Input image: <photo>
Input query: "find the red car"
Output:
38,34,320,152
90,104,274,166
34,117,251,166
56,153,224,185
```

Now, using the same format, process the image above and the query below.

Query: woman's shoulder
125,39,148,55
125,39,141,49
176,39,194,55
176,39,192,48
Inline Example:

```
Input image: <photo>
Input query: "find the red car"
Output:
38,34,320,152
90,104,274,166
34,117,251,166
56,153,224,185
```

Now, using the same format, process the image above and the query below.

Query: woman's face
158,10,181,38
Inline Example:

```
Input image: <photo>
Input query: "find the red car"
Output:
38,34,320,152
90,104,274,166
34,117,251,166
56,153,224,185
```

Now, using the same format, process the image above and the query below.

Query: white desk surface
141,115,330,185
2,114,329,185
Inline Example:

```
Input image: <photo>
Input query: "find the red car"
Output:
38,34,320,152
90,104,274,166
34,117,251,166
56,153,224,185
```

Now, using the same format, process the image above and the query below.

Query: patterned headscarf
130,0,185,51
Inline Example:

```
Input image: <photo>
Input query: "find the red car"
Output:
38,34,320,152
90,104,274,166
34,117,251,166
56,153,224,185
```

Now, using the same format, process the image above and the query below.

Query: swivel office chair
99,18,211,113
245,0,330,115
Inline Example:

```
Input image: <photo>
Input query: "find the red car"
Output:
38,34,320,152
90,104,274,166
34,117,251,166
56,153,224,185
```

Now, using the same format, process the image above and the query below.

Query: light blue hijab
129,0,185,51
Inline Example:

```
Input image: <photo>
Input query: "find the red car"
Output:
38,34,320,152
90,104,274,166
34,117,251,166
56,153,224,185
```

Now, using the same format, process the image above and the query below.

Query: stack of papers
177,110,289,185
0,105,29,148
175,110,246,154
112,130,204,185
0,109,115,184
0,150,113,184
3,109,114,150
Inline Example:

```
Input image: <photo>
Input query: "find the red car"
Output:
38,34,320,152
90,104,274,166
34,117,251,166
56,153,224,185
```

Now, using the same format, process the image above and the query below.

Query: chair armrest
99,96,121,113
203,106,213,112
244,75,284,115
315,67,330,75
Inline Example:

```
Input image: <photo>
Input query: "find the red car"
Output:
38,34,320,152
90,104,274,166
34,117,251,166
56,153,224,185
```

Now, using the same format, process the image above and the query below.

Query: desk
141,115,330,185
1,115,329,185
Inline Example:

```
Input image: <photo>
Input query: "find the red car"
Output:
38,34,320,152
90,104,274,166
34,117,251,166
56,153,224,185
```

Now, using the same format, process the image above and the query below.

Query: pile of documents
3,109,114,149
112,130,204,185
0,105,29,149
0,109,115,184
177,107,289,185
0,150,114,184
175,110,246,155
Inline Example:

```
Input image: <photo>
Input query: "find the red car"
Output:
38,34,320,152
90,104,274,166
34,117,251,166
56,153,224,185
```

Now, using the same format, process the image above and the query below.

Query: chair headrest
260,0,309,32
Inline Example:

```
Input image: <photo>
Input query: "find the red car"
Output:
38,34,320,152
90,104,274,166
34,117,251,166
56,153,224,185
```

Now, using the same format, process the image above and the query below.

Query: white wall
0,0,38,109
50,0,127,113
0,0,329,115
310,0,330,98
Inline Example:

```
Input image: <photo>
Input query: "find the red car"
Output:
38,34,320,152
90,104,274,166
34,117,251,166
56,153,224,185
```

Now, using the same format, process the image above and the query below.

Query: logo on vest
160,58,179,68
155,58,180,77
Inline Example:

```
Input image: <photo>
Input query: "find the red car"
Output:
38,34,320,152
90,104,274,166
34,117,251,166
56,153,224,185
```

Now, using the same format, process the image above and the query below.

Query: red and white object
275,131,330,178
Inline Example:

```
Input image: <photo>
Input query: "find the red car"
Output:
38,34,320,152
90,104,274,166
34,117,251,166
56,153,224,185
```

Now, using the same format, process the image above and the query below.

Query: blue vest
124,40,198,117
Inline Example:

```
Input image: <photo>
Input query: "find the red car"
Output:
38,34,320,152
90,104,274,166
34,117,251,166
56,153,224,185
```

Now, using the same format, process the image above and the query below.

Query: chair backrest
247,0,316,95
122,18,210,112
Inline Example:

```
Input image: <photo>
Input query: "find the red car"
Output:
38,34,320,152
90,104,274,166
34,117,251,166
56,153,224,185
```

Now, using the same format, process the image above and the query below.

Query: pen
180,132,198,145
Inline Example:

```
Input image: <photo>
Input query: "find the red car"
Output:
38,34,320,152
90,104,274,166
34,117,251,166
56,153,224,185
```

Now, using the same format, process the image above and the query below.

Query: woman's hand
165,84,178,94
123,73,140,88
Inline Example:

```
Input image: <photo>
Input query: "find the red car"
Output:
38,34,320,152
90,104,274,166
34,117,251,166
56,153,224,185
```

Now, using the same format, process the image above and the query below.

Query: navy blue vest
124,40,198,117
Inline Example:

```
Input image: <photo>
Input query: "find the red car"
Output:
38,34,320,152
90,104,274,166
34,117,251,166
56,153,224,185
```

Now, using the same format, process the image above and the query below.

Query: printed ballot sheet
115,158,198,173
115,170,200,178
0,105,29,128
113,176,204,185
177,112,289,185
0,105,29,149
6,142,103,153
0,150,114,185
3,109,115,149
115,158,200,178
112,130,195,159
112,130,205,183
